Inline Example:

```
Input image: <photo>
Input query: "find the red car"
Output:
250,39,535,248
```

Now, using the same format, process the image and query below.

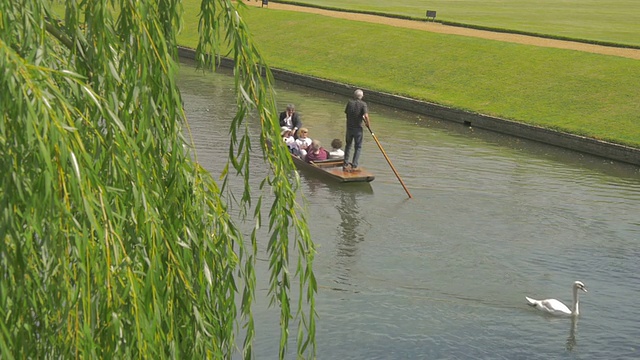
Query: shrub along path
249,1,640,60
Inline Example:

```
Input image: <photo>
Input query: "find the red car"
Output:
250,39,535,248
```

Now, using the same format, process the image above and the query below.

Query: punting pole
366,124,412,199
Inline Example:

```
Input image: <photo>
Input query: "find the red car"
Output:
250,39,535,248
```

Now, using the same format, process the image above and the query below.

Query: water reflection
299,174,372,255
296,172,374,292
336,191,366,259
329,188,371,293
566,316,579,352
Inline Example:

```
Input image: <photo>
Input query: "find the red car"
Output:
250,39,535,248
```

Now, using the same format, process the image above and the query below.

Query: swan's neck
571,287,580,315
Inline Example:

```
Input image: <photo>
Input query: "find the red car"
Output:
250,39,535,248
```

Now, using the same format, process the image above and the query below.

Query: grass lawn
177,2,640,148
277,0,640,47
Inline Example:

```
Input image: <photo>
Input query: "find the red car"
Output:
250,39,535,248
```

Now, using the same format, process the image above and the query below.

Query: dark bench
426,10,436,21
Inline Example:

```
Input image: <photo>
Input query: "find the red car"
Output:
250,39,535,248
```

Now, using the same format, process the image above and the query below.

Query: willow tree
0,0,315,358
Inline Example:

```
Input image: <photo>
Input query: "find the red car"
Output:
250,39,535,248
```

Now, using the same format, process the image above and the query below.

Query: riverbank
178,47,640,166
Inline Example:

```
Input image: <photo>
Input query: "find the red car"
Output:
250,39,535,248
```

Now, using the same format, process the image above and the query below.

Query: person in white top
281,127,301,157
329,138,344,159
295,127,312,157
282,127,296,145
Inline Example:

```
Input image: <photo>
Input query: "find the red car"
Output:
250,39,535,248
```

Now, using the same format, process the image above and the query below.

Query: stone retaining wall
178,47,640,166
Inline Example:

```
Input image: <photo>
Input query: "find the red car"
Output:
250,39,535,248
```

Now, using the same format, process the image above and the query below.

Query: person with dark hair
343,89,370,171
279,104,302,138
329,138,344,159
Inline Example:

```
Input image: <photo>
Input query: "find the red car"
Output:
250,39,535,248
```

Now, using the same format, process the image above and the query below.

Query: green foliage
0,0,315,358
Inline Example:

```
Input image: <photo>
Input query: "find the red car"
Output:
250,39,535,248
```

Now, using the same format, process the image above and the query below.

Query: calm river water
178,60,640,359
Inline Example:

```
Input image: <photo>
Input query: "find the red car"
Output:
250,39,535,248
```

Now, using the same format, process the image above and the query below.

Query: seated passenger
328,138,345,159
305,140,329,163
282,127,301,157
282,127,295,145
287,142,301,157
295,127,312,157
279,104,302,138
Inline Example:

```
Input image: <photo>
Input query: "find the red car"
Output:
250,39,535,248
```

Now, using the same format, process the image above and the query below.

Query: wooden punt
291,156,375,183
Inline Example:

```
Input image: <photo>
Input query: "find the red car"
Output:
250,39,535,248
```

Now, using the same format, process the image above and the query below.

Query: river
178,60,640,359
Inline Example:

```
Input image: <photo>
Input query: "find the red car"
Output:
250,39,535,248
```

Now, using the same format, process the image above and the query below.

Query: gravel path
249,1,640,60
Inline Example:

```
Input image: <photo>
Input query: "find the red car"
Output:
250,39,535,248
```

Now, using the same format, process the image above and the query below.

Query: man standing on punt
343,89,370,172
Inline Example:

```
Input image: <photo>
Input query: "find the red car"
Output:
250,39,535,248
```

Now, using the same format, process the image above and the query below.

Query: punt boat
291,156,375,183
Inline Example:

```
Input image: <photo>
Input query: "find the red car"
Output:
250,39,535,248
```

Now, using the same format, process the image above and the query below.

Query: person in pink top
305,140,329,163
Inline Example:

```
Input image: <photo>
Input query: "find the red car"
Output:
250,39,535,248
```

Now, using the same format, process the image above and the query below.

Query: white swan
525,281,587,316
